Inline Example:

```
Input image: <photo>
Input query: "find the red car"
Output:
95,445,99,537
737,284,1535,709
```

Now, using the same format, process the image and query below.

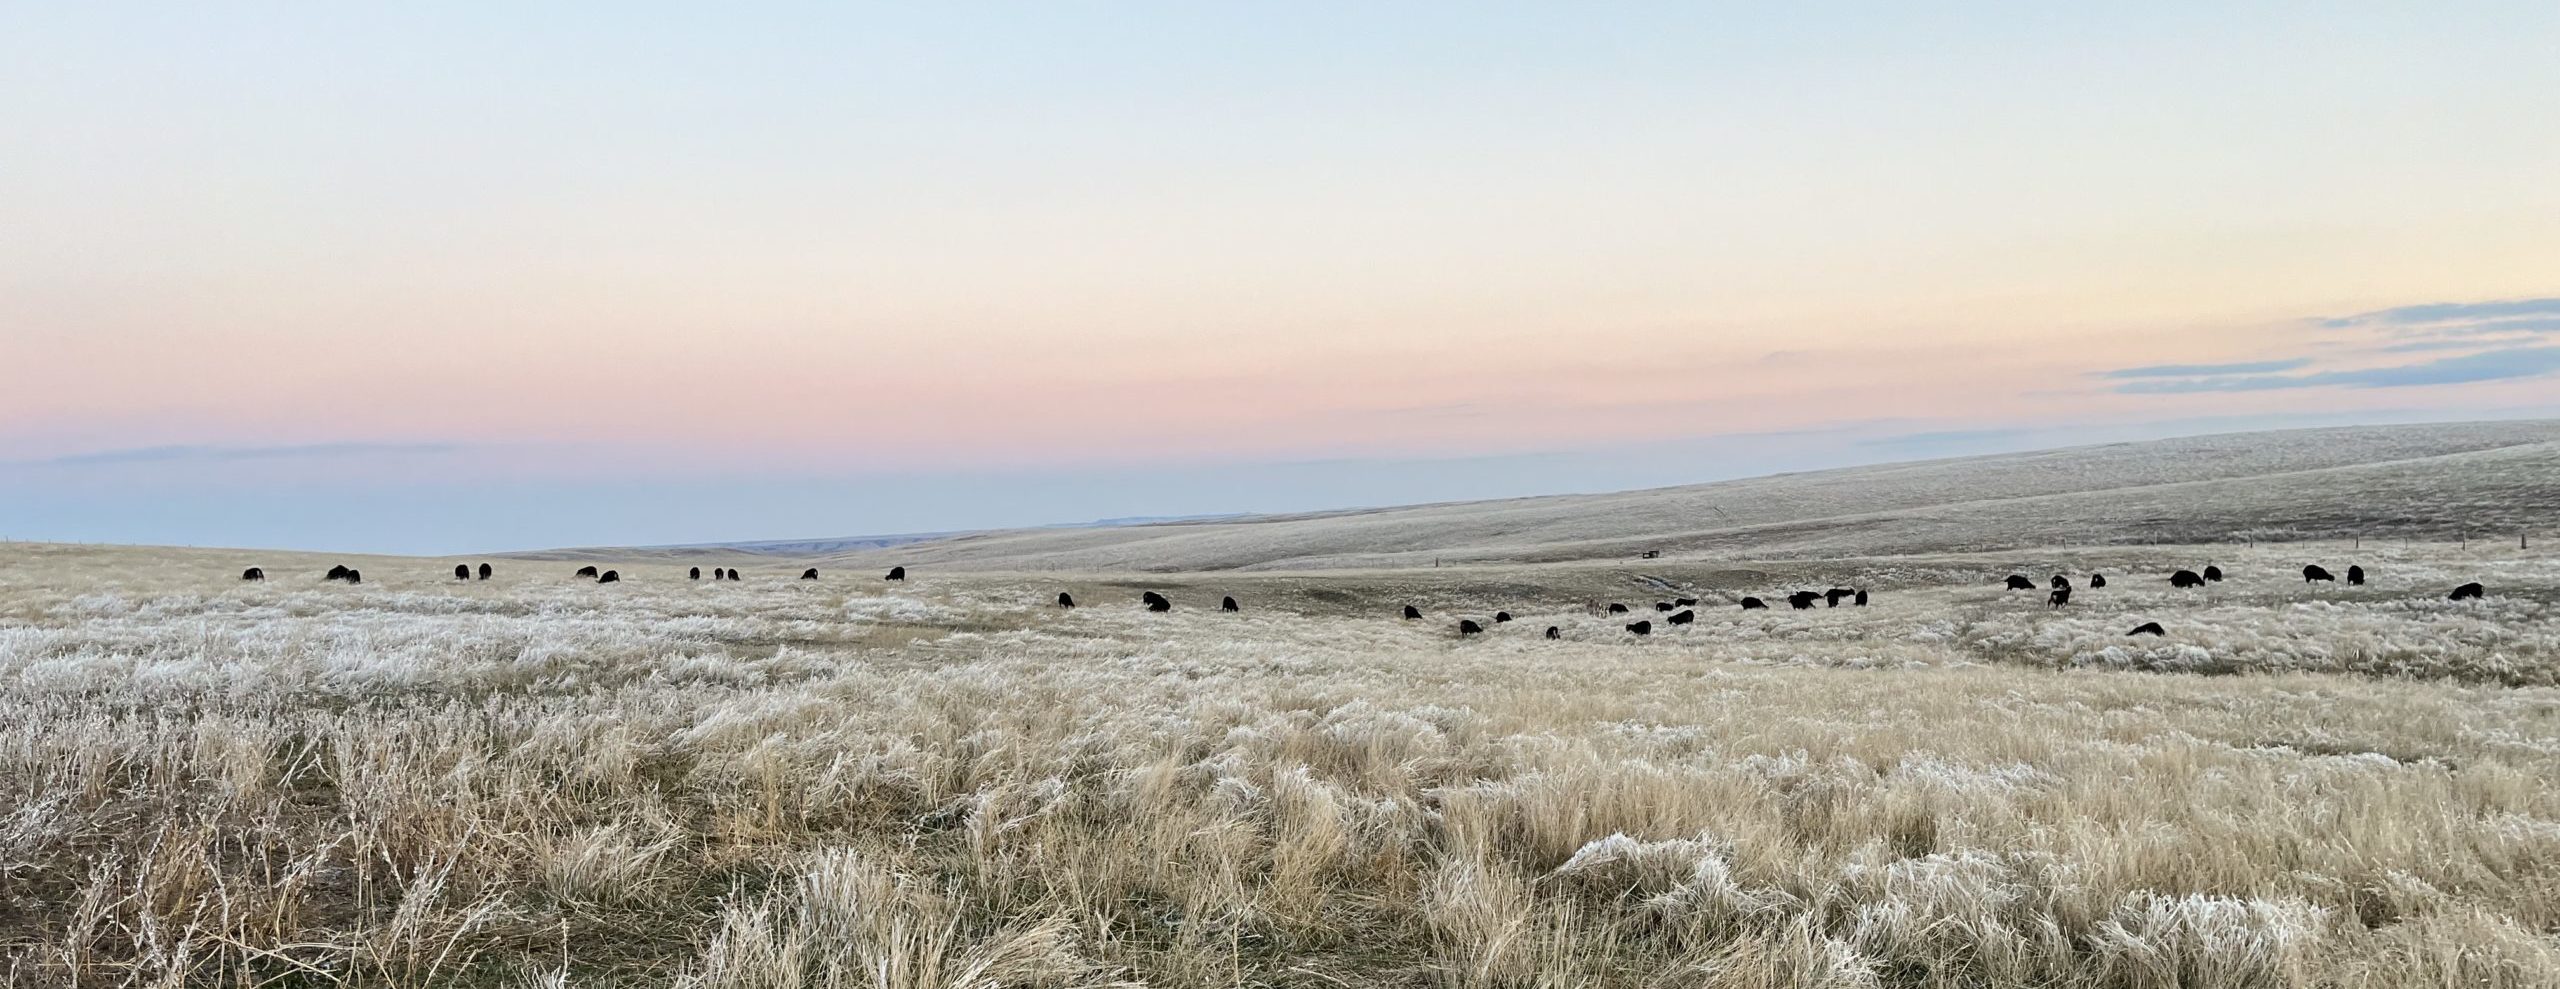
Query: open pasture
1,539,2555,987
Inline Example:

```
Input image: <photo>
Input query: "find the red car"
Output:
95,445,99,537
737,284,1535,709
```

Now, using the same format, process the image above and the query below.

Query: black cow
724,568,738,581
885,566,906,581
1667,609,1695,625
690,567,702,580
1057,592,1076,608
1625,620,1652,636
597,570,619,584
2303,565,2335,583
1142,591,1171,612
1544,626,1561,640
576,565,599,579
1674,597,1698,607
2089,573,2107,589
1607,603,1628,614
801,568,820,580
1493,611,1512,623
2346,565,2364,585
453,564,471,581
343,569,361,584
1787,591,1819,610
1655,602,1675,612
326,565,350,581
1740,597,1768,610
1825,587,1855,607
2448,582,2485,601
241,567,264,581
2127,621,2165,637
2170,570,2204,588
1404,605,1423,620
1459,619,1483,635
2047,586,2071,608
1222,596,1240,612
2203,565,2223,582
477,563,493,580
1853,590,1868,606
2005,574,2034,590
2050,574,2070,590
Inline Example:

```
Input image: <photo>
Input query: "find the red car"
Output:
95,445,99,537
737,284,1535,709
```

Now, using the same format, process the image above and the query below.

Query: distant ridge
794,419,2560,572
509,512,1251,561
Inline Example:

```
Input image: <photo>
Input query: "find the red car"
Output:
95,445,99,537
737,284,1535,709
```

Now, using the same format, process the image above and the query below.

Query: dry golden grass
0,541,2555,987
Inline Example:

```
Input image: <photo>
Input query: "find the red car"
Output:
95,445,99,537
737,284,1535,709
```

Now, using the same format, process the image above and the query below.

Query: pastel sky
5,3,2558,553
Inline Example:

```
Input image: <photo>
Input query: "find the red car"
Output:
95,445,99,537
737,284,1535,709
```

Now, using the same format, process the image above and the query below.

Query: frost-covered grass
0,542,2555,986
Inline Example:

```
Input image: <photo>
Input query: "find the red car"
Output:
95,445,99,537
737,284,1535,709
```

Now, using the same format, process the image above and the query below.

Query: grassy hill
797,419,2560,572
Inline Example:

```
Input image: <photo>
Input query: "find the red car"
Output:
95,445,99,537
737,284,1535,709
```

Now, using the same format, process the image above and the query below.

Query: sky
4,3,2558,554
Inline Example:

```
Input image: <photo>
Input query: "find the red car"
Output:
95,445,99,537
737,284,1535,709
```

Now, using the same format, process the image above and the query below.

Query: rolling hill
793,419,2560,572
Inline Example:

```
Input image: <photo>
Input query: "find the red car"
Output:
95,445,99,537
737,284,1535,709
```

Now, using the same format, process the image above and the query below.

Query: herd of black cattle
229,557,2494,643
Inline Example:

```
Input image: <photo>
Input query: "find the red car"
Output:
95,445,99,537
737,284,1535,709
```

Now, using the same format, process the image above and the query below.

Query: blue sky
4,4,2557,552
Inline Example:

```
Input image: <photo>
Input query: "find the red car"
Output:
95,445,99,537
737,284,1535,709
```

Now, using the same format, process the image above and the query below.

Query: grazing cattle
1058,592,1076,608
1625,620,1652,636
453,564,471,581
1640,550,1660,559
2203,565,2223,582
1740,596,1767,610
885,566,906,581
1222,596,1240,612
2303,565,2335,583
690,567,702,580
2449,582,2485,601
1667,609,1695,625
576,566,599,579
1655,602,1675,612
1853,589,1868,607
2047,586,2071,608
478,563,492,580
1141,591,1171,612
1493,611,1513,623
1607,603,1628,614
1458,619,1484,635
2089,573,2106,589
801,568,820,580
343,569,361,584
1787,591,1819,610
326,565,350,581
2127,621,2165,637
240,567,264,581
2170,570,2204,588
724,568,738,581
1544,626,1561,640
1675,597,1698,607
1825,587,1855,607
2050,574,2070,590
1404,605,1423,620
596,570,619,584
2005,574,2034,590
2346,565,2364,585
